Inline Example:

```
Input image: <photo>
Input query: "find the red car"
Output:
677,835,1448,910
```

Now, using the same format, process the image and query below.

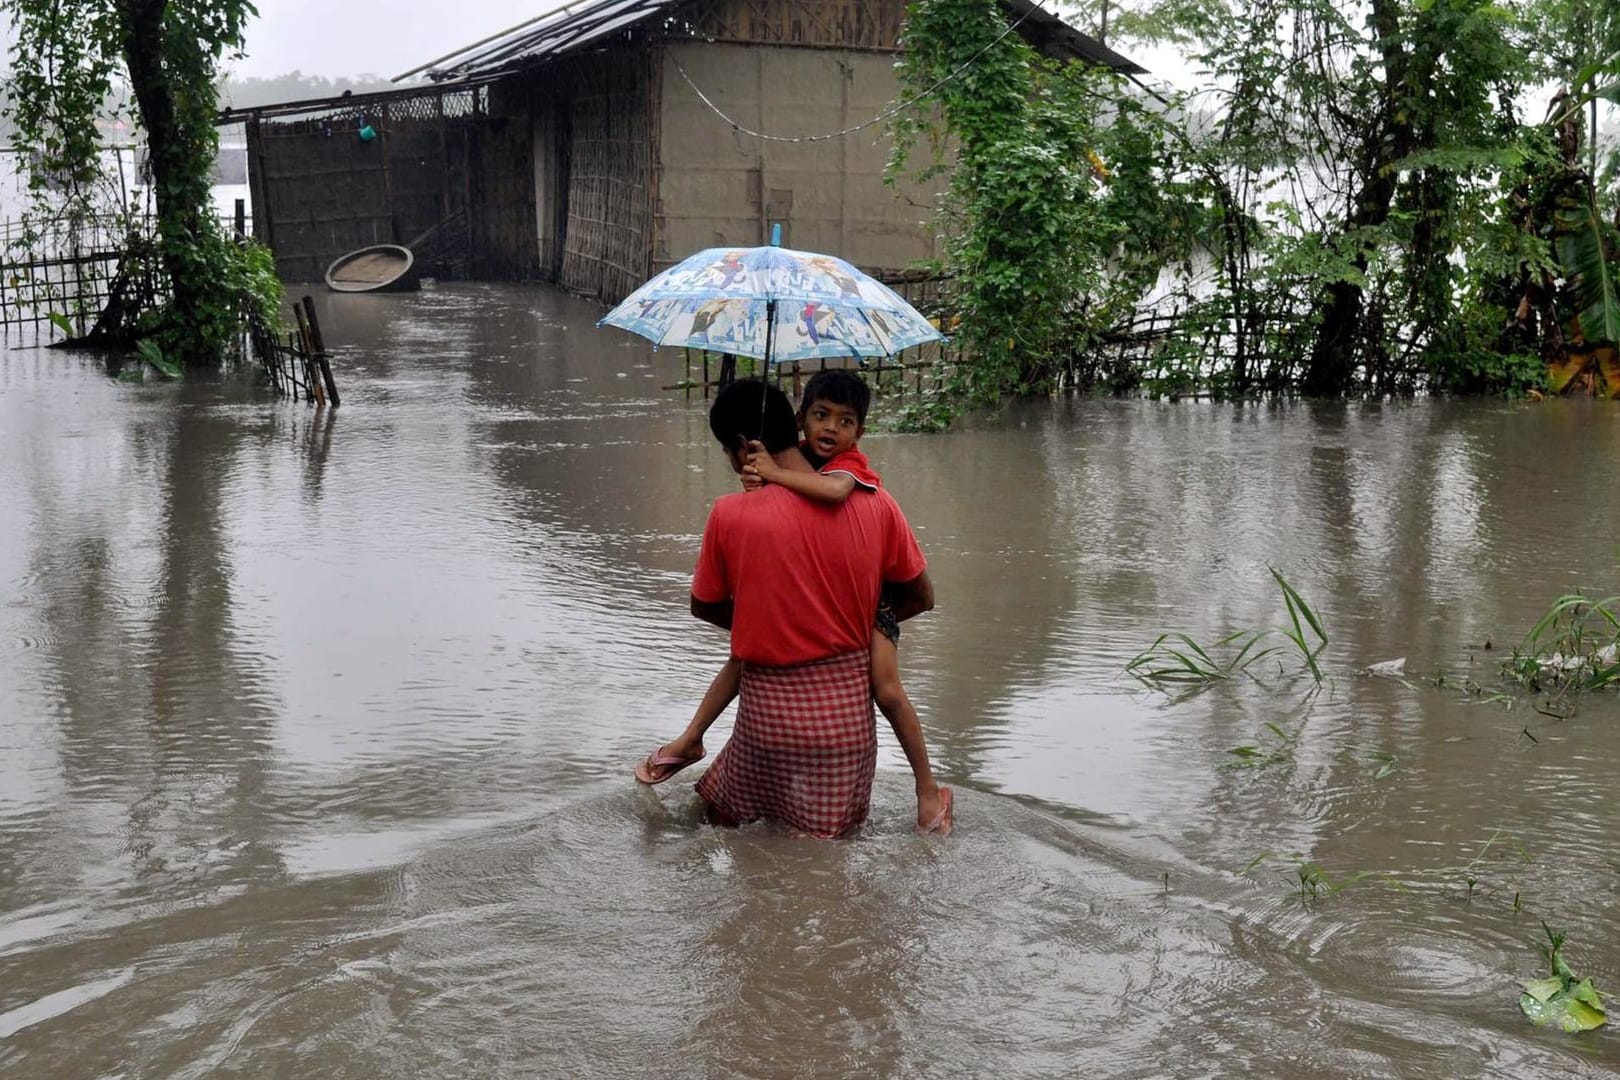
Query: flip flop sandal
634,746,705,785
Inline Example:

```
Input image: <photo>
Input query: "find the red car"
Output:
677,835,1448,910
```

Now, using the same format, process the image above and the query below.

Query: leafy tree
3,0,277,367
890,0,1202,410
890,0,1620,404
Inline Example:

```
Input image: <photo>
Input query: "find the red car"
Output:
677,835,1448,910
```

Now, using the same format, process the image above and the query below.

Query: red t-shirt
819,448,880,491
691,483,926,666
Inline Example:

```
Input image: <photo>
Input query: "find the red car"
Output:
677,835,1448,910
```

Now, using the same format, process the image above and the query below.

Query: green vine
2,0,266,367
889,0,1200,411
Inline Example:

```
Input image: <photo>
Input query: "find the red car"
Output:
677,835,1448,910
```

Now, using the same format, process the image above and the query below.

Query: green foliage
235,239,284,326
889,0,1197,407
1226,721,1298,769
2,0,263,367
897,0,1620,400
887,391,960,433
1127,568,1328,686
1504,592,1620,704
135,338,181,379
1554,200,1620,344
1432,347,1549,396
1520,924,1607,1032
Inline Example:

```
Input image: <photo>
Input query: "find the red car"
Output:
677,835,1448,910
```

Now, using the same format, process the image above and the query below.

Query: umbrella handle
758,298,777,442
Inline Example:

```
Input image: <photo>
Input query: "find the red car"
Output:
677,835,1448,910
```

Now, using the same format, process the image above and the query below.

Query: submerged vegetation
1127,568,1328,686
1504,592,1620,713
888,0,1620,418
1247,829,1534,903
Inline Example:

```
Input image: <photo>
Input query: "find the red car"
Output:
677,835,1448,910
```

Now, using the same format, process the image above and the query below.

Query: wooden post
301,295,339,407
293,304,325,406
234,199,246,241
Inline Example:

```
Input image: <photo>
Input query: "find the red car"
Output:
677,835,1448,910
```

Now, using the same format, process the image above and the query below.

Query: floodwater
5,284,1620,1078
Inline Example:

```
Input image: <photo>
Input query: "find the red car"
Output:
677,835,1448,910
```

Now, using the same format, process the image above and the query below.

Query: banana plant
1554,198,1620,346
1546,47,1620,351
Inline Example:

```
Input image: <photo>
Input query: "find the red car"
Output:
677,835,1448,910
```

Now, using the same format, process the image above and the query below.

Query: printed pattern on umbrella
599,246,943,362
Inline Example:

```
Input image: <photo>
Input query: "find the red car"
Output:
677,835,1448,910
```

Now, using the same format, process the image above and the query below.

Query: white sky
229,0,573,80
230,0,1185,85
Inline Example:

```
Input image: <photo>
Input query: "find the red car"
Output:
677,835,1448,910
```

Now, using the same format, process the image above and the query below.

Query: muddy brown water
5,283,1620,1077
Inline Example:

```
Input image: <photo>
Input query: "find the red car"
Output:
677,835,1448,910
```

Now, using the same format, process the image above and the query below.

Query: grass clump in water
1503,593,1620,713
1128,568,1327,686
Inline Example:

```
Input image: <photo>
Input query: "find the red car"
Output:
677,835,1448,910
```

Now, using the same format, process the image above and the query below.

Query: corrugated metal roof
408,0,1146,82
406,0,678,82
1001,0,1147,73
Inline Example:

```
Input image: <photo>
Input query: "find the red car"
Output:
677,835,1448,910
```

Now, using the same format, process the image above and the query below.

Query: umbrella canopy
598,245,943,363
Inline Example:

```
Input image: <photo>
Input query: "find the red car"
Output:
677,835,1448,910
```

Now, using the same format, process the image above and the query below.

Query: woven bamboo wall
470,80,540,279
550,50,657,302
249,89,480,283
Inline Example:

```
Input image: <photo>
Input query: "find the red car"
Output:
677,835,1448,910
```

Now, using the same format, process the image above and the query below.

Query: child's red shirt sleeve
818,449,880,492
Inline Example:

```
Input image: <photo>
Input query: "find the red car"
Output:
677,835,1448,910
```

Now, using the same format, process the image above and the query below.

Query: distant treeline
0,73,415,144
217,72,420,110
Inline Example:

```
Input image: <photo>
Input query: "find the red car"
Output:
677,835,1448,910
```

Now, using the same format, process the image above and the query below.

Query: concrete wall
654,41,939,275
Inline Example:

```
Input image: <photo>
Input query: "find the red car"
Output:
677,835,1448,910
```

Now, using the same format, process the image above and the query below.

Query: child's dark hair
799,369,871,427
709,378,799,454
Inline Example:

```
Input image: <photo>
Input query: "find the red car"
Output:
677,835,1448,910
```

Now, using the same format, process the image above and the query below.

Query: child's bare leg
673,657,740,755
637,658,739,783
870,631,949,830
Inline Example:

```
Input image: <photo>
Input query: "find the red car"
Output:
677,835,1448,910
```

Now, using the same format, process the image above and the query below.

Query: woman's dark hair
709,378,799,454
799,369,871,426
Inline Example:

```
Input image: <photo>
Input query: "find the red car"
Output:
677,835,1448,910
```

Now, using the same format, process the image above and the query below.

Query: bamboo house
239,0,1144,300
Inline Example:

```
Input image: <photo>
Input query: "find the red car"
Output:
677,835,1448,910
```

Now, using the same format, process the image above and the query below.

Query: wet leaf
1519,988,1606,1032
1573,978,1604,1011
1521,977,1563,1004
1519,926,1608,1032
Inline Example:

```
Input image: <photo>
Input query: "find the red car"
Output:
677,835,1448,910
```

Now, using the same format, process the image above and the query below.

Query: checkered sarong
694,650,875,839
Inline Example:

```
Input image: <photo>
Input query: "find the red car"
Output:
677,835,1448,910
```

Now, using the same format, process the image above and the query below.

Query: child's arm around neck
745,443,857,504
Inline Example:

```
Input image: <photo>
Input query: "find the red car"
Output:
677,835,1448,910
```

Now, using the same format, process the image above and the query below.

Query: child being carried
635,370,951,835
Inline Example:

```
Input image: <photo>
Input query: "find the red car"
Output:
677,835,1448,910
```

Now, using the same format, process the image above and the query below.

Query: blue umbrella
598,234,944,367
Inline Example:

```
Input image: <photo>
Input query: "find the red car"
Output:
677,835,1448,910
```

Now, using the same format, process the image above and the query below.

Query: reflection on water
4,285,1620,1075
